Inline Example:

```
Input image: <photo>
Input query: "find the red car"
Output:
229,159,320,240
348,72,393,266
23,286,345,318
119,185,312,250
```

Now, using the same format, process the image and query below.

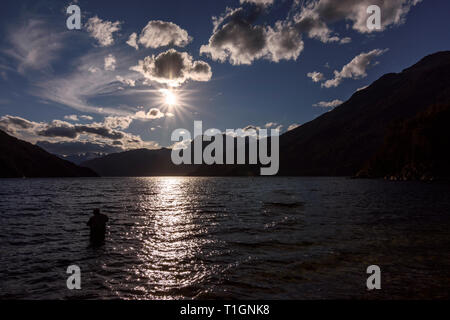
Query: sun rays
160,89,178,107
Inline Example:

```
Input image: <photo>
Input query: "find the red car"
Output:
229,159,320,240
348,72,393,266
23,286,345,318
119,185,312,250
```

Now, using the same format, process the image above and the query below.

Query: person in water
87,208,109,245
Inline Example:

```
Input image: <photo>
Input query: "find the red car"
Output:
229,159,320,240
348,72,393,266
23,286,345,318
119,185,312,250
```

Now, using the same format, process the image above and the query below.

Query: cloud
64,115,79,121
37,120,78,139
200,9,303,65
38,120,124,140
37,136,159,156
313,99,343,108
80,115,94,121
293,5,342,43
240,0,274,6
291,0,421,45
33,51,136,115
36,140,123,156
201,15,267,65
307,71,324,82
322,49,388,88
201,0,419,66
265,122,283,131
136,21,192,49
0,115,159,154
357,85,369,92
287,123,300,131
88,66,100,73
104,54,116,71
103,116,133,130
126,33,139,50
265,122,277,128
135,108,165,120
130,49,212,86
0,115,36,132
3,19,66,73
265,22,304,63
116,75,136,87
306,0,423,34
86,16,121,47
102,108,166,130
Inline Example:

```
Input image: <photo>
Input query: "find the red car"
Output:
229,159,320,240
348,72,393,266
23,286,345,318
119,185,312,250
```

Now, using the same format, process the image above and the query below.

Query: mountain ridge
0,129,98,178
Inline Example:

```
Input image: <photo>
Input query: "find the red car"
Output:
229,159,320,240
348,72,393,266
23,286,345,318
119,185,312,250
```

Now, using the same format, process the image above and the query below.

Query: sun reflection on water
129,177,215,299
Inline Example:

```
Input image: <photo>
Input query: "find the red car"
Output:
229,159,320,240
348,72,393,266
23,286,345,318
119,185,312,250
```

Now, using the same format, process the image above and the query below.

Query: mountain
357,102,450,180
81,148,192,176
82,51,450,178
35,140,120,164
81,136,264,177
279,51,450,176
0,129,98,178
59,152,107,165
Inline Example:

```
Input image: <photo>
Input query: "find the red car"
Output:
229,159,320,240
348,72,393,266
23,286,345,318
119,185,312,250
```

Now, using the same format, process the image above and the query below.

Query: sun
161,89,178,107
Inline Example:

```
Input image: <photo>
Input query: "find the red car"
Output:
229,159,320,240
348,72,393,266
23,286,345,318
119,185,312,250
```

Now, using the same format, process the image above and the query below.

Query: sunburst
160,89,178,107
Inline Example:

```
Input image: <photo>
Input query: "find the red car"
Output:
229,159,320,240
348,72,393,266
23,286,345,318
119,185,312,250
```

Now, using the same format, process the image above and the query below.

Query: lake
0,177,449,299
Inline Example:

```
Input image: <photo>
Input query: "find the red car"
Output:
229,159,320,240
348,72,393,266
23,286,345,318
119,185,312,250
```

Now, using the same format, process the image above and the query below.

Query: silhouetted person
87,208,109,246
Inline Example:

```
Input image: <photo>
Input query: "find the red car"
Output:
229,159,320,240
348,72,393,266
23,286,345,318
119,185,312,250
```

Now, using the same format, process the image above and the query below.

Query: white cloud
0,114,160,153
135,108,165,120
291,0,422,44
64,115,79,121
80,115,94,121
308,0,423,34
3,19,66,73
137,21,192,49
287,123,300,131
130,49,212,87
33,50,134,116
313,99,343,108
357,85,369,92
0,115,38,134
88,66,100,73
240,0,274,6
200,0,419,66
264,122,283,131
104,54,116,71
307,71,324,82
322,49,388,88
103,116,133,130
293,6,342,43
265,22,304,63
86,16,121,47
201,13,303,66
116,75,136,87
201,4,305,66
126,32,139,50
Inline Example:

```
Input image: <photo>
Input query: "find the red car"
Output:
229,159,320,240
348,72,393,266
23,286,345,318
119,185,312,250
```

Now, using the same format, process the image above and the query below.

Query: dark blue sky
0,0,449,154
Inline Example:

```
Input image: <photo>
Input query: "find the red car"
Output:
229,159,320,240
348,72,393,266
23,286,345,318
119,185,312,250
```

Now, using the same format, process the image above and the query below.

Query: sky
0,0,449,156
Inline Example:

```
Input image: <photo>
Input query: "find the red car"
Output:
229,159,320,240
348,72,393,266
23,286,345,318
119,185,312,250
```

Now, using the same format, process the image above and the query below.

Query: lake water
0,177,449,299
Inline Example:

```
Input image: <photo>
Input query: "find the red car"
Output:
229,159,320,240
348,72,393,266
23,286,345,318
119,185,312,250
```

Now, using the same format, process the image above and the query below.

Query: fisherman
87,208,109,246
